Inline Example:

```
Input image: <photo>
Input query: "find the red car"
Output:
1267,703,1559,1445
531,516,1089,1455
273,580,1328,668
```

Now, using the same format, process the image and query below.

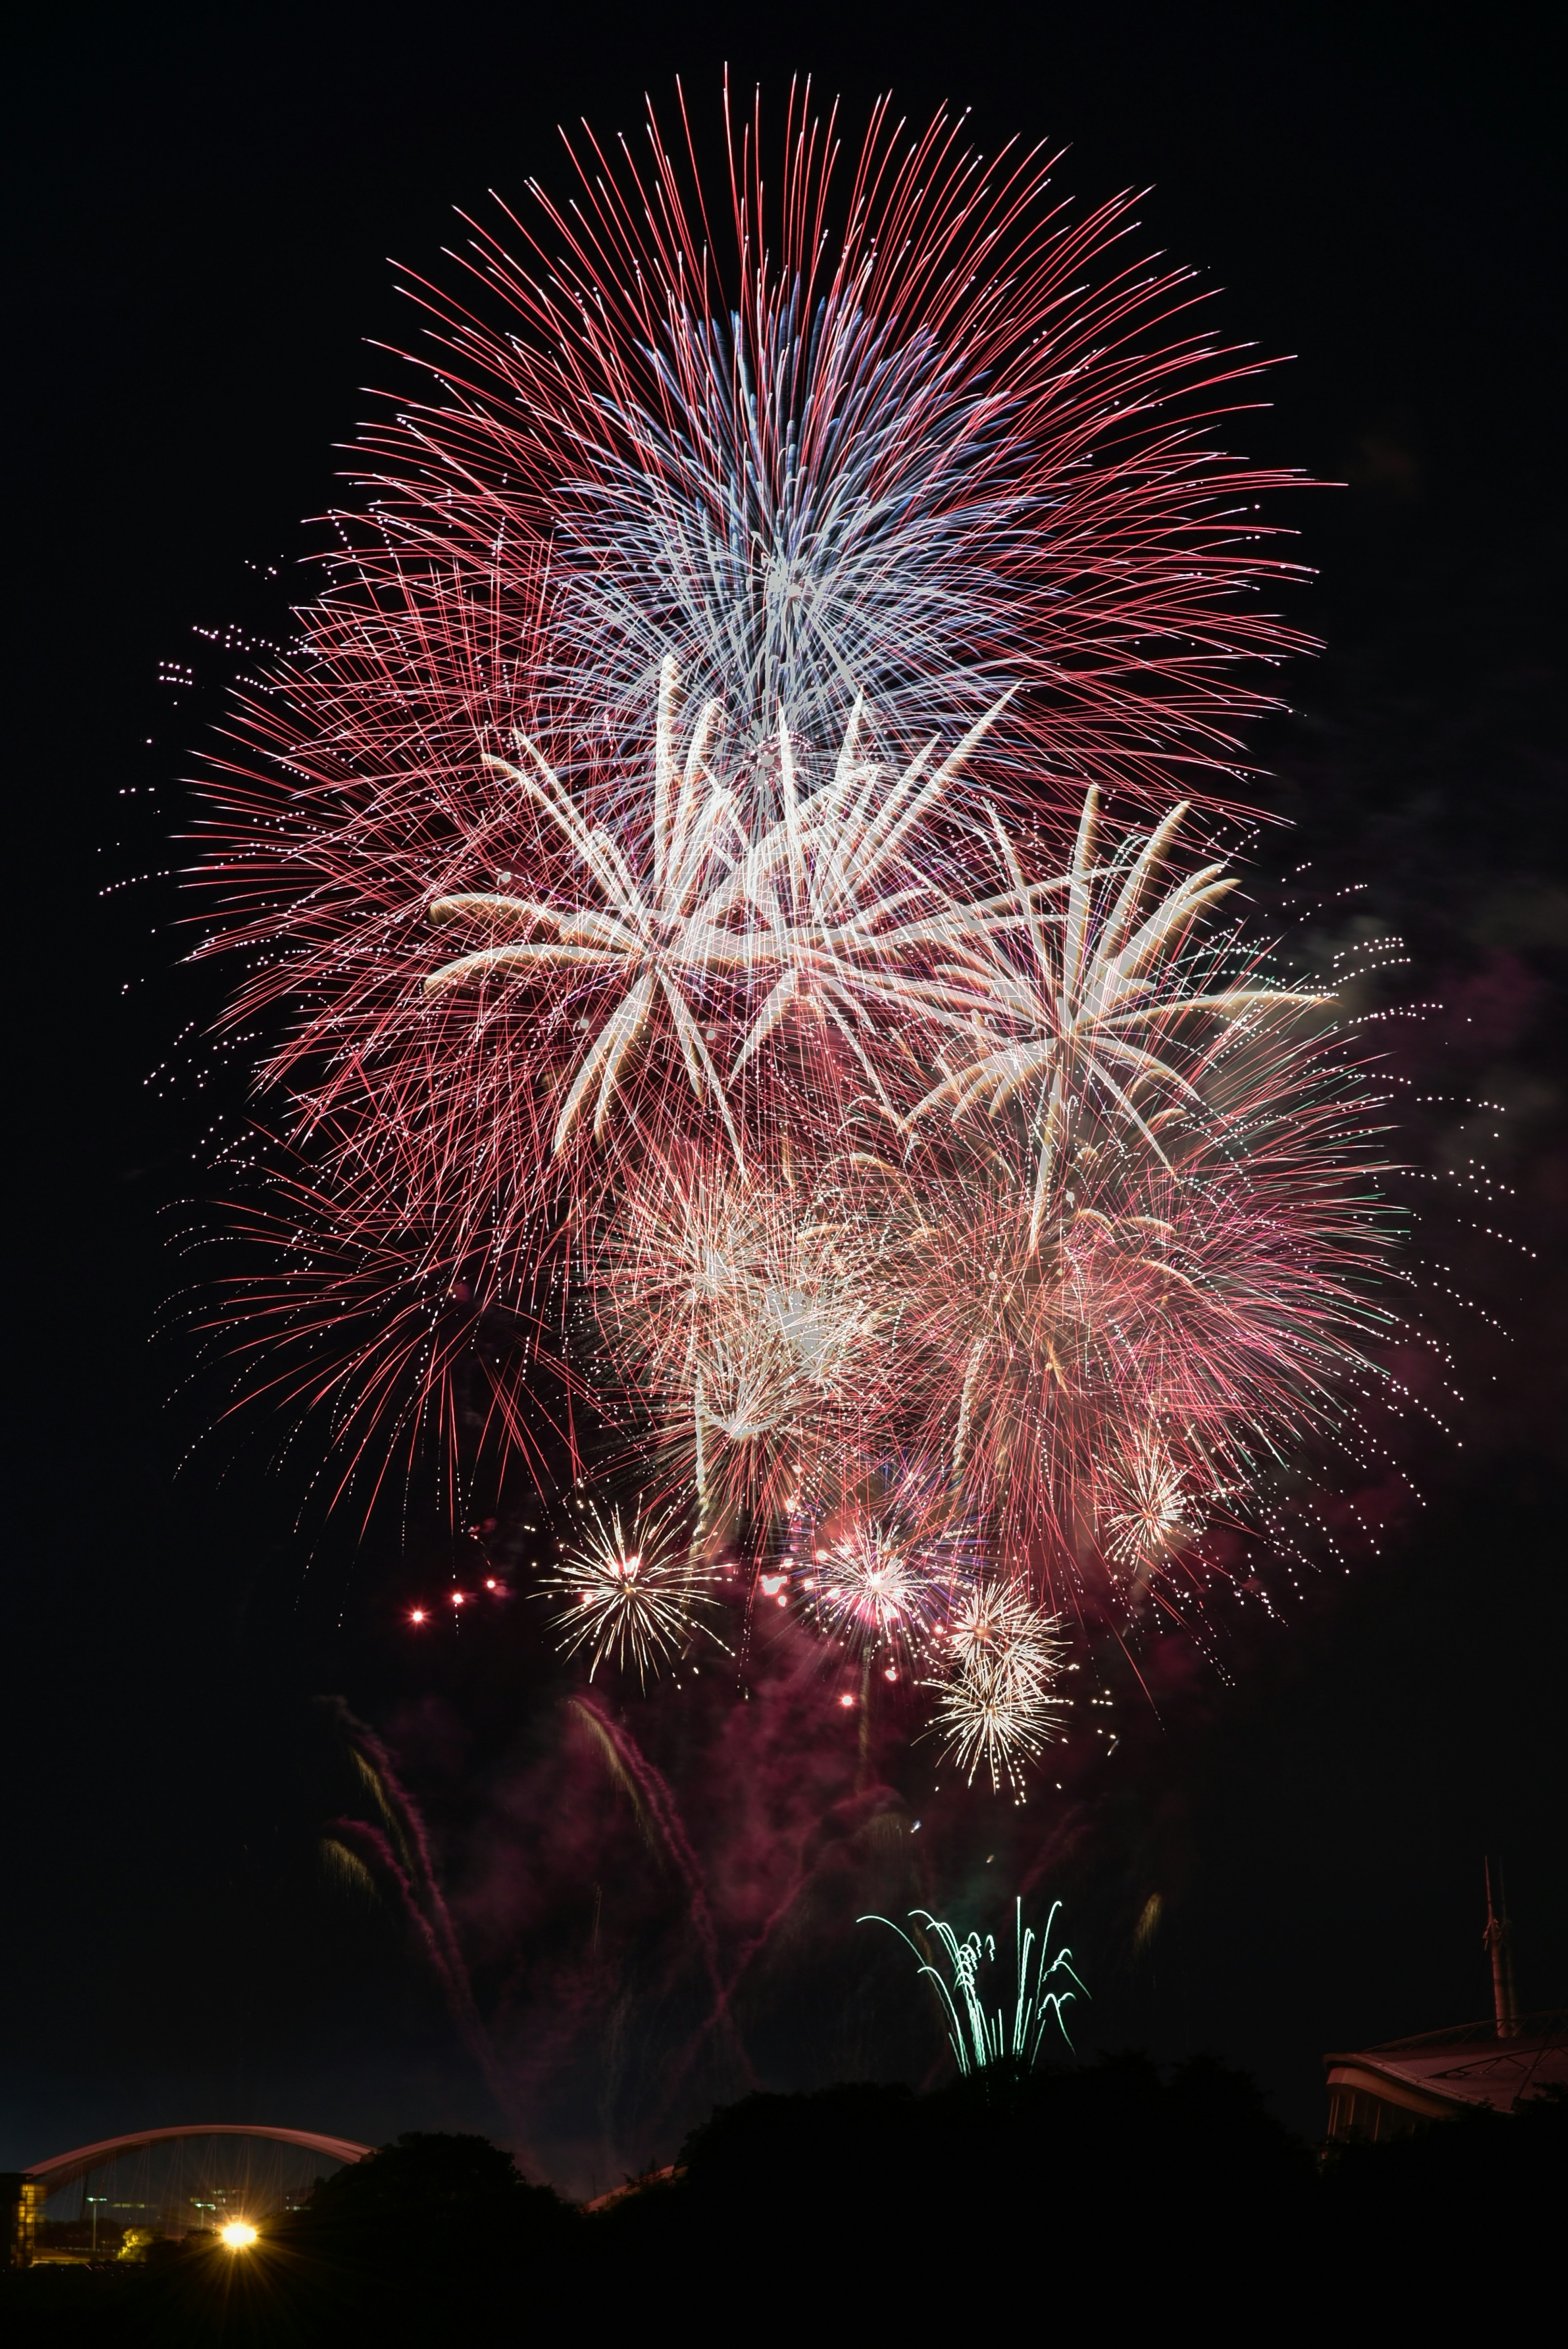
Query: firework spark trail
568,1698,662,1852
340,1712,468,1957
1103,1426,1204,1579
331,1709,530,2112
569,1684,868,2122
656,1834,858,2119
571,1697,756,2085
325,1816,519,2128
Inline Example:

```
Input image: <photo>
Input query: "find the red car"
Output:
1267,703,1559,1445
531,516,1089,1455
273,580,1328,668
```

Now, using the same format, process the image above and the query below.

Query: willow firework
860,1898,1086,2069
187,84,1405,1779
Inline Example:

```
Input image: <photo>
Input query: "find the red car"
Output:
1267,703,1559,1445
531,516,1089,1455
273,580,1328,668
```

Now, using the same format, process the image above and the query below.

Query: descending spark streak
571,1697,755,2084
326,1817,497,2078
324,1709,523,2131
860,1897,1086,2070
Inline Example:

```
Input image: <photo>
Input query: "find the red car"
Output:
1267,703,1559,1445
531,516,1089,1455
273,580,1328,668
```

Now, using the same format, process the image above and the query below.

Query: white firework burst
927,1586,1069,1793
422,658,1005,1155
596,1155,896,1525
536,1499,726,1687
940,1575,1045,1671
1102,1427,1203,1577
792,1462,976,1668
799,1514,945,1664
908,790,1324,1244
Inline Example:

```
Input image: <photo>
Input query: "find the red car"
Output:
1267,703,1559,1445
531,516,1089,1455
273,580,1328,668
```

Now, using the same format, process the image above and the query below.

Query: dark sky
6,2,1563,2190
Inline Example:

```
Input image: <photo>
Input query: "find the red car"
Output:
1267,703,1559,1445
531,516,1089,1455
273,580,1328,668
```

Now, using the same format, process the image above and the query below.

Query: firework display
925,1583,1069,1792
861,1897,1085,2069
537,1499,728,1686
788,1459,978,1672
192,86,1403,1778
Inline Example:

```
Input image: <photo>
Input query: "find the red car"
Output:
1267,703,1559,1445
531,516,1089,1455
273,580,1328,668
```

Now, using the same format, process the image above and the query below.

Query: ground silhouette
6,2067,1564,2340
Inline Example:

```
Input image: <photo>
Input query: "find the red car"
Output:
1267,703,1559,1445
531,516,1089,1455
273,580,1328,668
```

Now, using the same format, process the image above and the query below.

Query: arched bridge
27,2124,372,2195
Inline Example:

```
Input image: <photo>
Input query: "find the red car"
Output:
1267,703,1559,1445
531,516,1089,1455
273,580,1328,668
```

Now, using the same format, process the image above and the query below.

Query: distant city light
220,2221,258,2250
410,1609,425,1625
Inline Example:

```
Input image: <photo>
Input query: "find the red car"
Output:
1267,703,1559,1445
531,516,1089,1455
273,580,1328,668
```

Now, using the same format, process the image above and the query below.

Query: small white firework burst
1103,1429,1203,1577
537,1500,726,1687
793,1467,974,1668
926,1586,1069,1793
803,1516,940,1661
940,1576,1044,1671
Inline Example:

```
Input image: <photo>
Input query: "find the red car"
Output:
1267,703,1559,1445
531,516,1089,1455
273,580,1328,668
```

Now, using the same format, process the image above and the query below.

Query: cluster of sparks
927,1582,1069,1795
861,1898,1086,2070
190,86,1408,1790
538,1500,726,1688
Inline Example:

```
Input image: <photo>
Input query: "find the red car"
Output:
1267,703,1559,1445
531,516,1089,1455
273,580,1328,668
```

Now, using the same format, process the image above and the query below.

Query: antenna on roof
1483,1857,1519,2040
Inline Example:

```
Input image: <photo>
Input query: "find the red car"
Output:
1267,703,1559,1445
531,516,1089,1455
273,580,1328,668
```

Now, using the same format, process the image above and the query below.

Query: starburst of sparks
926,1585,1070,1793
535,1500,726,1687
1102,1427,1203,1580
420,671,1000,1166
591,1151,898,1531
907,789,1326,1244
808,1520,937,1656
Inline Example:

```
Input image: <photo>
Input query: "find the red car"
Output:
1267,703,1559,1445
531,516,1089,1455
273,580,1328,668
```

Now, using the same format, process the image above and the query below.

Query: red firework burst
178,86,1408,1746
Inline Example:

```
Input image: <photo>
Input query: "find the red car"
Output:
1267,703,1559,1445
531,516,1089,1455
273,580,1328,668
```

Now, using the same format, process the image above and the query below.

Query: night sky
6,3,1563,2193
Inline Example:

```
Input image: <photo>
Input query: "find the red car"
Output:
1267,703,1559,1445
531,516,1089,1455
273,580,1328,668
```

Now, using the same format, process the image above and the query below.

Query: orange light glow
220,2221,258,2250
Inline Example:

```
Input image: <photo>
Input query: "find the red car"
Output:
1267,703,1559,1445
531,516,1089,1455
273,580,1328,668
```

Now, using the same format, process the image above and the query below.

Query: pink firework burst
178,84,1414,1761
